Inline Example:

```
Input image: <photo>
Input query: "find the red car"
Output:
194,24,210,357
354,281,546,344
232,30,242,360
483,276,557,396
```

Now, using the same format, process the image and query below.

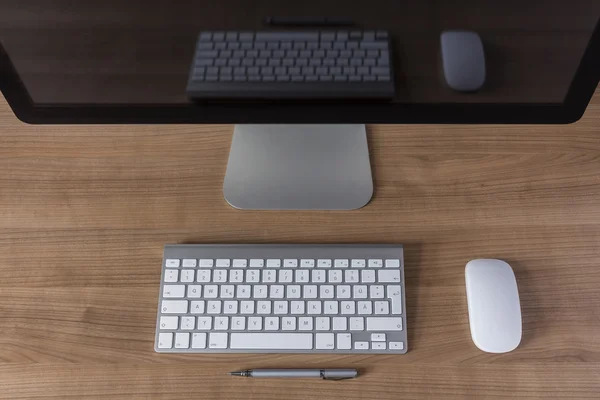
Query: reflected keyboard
186,31,396,99
155,244,407,354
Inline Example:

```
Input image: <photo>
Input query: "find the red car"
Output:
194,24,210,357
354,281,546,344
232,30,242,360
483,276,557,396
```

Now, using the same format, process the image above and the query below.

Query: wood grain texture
0,88,600,399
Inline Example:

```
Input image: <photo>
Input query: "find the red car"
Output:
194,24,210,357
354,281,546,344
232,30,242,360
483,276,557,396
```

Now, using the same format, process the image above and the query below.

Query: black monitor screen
1,0,599,123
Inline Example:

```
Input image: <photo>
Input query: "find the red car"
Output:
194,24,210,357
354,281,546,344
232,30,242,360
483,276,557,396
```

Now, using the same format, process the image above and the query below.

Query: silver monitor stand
223,125,373,210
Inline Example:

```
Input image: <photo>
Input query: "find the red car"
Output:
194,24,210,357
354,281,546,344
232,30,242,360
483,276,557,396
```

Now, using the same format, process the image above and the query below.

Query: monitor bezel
1,18,599,125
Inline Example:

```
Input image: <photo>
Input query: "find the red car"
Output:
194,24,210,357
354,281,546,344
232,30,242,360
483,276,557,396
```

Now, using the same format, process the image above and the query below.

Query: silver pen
229,369,358,380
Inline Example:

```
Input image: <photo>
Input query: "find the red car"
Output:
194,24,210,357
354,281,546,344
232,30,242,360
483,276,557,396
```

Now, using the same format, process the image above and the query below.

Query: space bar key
230,333,313,349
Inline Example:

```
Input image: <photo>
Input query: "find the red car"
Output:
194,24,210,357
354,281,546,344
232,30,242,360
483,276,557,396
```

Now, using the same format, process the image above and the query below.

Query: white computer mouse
465,259,522,353
441,31,486,91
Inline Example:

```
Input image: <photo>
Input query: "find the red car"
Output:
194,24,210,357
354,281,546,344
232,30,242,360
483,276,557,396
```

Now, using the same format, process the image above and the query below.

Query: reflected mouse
441,31,486,91
465,259,522,353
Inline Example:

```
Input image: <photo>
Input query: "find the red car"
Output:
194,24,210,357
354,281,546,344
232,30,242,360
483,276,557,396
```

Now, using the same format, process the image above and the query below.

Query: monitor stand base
223,125,373,210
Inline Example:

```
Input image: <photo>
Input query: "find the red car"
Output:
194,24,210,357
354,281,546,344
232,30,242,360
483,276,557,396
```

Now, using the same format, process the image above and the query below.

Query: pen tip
229,371,243,376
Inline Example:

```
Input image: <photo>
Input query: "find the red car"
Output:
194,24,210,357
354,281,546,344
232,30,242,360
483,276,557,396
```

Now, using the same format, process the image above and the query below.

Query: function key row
166,258,400,268
199,31,389,42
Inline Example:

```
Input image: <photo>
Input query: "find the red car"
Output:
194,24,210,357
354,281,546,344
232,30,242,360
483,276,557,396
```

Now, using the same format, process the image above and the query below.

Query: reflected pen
229,369,358,380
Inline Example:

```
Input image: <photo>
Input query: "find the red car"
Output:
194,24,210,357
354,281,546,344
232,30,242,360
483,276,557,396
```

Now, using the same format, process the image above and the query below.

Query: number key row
163,268,400,284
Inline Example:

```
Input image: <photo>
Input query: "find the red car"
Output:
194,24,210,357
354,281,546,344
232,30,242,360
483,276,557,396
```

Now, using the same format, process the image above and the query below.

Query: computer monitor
1,1,599,209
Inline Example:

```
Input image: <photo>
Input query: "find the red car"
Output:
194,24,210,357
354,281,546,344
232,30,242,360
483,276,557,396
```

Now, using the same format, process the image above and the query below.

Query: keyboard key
345,270,359,283
246,270,260,283
388,285,403,314
257,301,271,314
368,259,383,268
161,300,188,314
312,270,326,283
199,259,213,268
282,317,296,330
265,316,279,330
372,342,386,350
165,259,180,268
308,301,322,314
284,259,298,268
163,285,185,298
299,317,313,330
159,316,178,330
237,285,251,298
207,301,221,314
371,333,386,342
180,270,194,283
371,285,385,299
192,333,207,348
197,317,212,330
224,301,238,314
304,285,317,298
334,259,349,268
158,332,173,349
233,259,247,268
250,259,264,268
361,270,376,283
175,332,190,349
230,333,313,349
341,301,356,314
164,270,178,283
187,285,202,298
267,259,281,268
378,270,401,283
216,259,230,268
229,270,243,283
316,333,335,349
360,41,388,49
204,285,218,298
191,301,205,314
324,301,338,314
196,269,211,282
248,317,262,330
208,333,228,348
354,285,368,299
295,270,309,283
320,285,334,298
279,270,293,283
337,285,351,299
328,270,342,283
317,259,332,268
316,317,330,330
254,285,268,298
366,317,403,331
287,285,301,298
232,316,246,330
390,341,404,350
351,259,365,268
350,317,364,331
270,285,284,299
358,301,372,314
215,316,229,330
263,270,276,283
291,300,305,314
241,301,255,314
273,301,288,314
214,270,227,283
333,317,347,331
300,259,315,268
337,333,352,350
355,341,369,350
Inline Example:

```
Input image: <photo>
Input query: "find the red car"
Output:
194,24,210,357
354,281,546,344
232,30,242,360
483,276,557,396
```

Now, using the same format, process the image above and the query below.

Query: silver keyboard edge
155,244,406,354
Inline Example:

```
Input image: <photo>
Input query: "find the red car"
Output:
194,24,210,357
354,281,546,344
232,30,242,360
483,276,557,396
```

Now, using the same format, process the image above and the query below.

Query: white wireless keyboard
154,244,407,354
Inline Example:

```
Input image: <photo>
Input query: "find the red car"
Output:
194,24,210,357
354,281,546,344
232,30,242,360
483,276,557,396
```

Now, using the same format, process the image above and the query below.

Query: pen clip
320,370,355,381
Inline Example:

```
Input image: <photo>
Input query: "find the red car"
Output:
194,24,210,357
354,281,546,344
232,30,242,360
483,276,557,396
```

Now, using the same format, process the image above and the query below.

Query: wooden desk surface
0,91,599,399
